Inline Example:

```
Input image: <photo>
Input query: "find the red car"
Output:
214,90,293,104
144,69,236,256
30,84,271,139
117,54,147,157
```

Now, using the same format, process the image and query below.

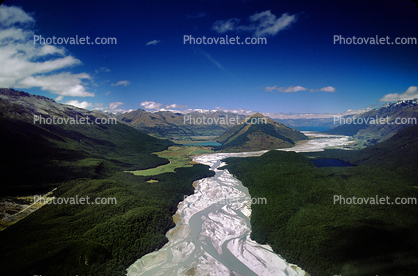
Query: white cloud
198,49,225,71
15,72,94,97
146,40,160,46
264,108,369,119
320,86,336,92
0,5,34,27
0,5,92,97
166,103,187,109
111,80,130,86
215,107,255,115
65,100,92,109
379,86,418,102
242,11,296,37
109,102,124,110
140,101,163,110
265,85,306,92
310,86,336,92
212,18,241,33
212,10,296,37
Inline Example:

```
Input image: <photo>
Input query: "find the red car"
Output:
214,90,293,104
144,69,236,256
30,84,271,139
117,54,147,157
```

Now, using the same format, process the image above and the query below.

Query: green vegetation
221,148,418,275
0,165,214,276
128,146,214,176
116,108,247,139
0,90,215,275
216,113,307,152
307,124,418,180
0,103,173,196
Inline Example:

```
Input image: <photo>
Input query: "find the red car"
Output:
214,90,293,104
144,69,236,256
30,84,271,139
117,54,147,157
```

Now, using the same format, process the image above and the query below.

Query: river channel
126,133,350,275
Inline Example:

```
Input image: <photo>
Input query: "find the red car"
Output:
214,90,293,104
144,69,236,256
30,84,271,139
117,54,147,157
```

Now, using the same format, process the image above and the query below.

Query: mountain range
325,99,418,147
116,108,248,139
216,113,308,152
2,88,418,276
0,88,173,195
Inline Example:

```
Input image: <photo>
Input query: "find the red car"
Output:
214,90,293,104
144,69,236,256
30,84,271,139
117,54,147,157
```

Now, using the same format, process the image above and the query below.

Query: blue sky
1,0,418,114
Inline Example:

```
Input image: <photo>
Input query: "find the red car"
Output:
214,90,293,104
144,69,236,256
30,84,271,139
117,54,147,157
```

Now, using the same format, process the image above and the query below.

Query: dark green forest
0,94,215,275
221,134,418,276
0,165,214,276
2,90,418,276
0,96,174,196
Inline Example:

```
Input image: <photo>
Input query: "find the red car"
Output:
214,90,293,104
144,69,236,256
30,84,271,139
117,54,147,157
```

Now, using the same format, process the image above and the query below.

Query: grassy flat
128,146,214,176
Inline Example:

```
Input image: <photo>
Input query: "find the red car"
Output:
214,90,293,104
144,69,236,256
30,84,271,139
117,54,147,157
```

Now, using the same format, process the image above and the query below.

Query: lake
293,126,331,132
311,158,355,168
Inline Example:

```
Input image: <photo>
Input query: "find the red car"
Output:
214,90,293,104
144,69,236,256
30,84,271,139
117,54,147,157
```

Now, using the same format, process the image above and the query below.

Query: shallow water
126,133,350,276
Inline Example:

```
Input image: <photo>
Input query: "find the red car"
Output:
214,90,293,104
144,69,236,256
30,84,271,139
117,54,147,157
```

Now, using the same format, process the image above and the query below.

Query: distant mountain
216,113,308,152
267,109,367,128
116,109,248,139
273,117,337,128
325,99,418,147
353,123,418,173
309,122,418,180
335,122,418,171
0,89,214,276
0,88,173,195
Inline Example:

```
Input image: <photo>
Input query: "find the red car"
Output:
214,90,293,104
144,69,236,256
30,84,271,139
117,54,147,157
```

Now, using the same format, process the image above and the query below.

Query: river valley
126,133,350,276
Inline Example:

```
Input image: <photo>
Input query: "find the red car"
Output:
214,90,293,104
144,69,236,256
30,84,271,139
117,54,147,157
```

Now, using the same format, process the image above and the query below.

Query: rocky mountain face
0,88,113,123
0,88,173,195
116,109,248,139
216,113,308,152
325,99,418,147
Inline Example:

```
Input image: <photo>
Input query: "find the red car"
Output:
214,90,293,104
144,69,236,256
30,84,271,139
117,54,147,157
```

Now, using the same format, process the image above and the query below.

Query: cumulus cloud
215,107,255,115
379,86,418,102
65,100,92,109
0,5,34,27
146,40,160,46
111,80,130,86
140,101,163,110
0,5,92,97
166,104,187,109
265,85,306,92
109,102,124,110
15,72,93,97
310,86,336,92
212,10,296,37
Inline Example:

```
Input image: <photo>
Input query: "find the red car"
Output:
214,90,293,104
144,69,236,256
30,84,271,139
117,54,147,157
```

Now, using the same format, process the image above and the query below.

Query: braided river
127,133,351,276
